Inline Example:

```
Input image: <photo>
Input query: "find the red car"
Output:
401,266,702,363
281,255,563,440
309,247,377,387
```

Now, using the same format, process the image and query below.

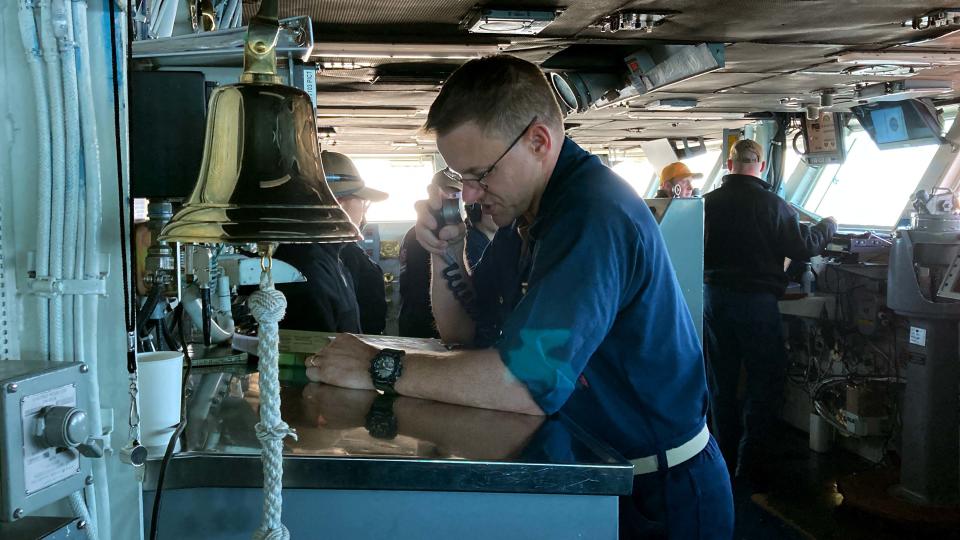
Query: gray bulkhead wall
0,2,142,539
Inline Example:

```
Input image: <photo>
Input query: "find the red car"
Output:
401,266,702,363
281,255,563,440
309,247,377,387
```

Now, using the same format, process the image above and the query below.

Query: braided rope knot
255,421,298,443
252,524,291,540
248,288,286,325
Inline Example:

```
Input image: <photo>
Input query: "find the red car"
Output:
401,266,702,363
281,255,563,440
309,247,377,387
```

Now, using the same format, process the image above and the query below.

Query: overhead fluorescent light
464,9,559,35
321,61,374,69
855,80,952,101
643,98,697,111
312,42,502,60
844,64,923,77
315,108,423,118
836,51,960,66
623,111,744,121
390,141,419,148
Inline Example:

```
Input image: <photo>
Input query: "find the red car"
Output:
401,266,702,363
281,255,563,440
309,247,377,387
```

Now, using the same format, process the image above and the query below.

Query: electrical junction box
839,410,889,437
840,384,890,437
0,362,92,522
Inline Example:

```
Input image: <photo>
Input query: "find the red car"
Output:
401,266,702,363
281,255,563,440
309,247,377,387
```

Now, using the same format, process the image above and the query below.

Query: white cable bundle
247,268,296,540
18,0,108,535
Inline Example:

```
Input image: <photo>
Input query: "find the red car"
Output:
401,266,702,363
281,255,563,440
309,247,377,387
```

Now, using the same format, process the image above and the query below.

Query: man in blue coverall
704,139,836,488
306,55,733,539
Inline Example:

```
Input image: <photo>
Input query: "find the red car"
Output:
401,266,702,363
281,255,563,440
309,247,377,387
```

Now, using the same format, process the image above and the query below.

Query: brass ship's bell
159,0,360,245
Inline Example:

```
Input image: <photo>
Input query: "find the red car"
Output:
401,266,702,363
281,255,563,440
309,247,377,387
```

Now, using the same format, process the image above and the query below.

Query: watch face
376,357,395,378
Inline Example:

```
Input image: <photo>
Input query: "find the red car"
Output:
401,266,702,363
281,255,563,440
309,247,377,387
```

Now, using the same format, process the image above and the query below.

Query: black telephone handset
431,197,464,231
429,187,481,324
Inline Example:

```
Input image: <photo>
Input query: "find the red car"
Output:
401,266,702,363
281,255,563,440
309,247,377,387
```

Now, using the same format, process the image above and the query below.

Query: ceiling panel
230,1,960,153
729,72,868,94
720,43,847,73
316,90,438,107
242,0,953,47
655,72,773,94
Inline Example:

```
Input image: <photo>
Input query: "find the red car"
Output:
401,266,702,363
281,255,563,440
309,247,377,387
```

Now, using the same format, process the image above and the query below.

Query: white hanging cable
39,0,66,363
148,0,162,37
73,0,110,534
55,0,81,362
55,1,100,532
231,1,241,28
19,0,104,535
248,258,296,540
69,491,99,540
17,0,52,360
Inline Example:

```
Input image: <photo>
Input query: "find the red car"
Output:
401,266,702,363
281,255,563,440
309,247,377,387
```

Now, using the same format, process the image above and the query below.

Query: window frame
789,106,960,232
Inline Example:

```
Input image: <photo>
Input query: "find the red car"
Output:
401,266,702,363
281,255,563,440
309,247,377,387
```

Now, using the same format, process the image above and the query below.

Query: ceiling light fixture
624,111,744,121
312,42,502,61
643,98,697,111
320,61,374,69
843,64,922,77
902,9,960,30
463,8,561,35
855,79,953,102
315,108,423,118
836,51,960,66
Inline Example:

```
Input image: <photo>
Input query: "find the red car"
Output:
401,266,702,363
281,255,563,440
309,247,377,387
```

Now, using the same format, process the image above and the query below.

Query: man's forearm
395,348,544,416
430,242,477,344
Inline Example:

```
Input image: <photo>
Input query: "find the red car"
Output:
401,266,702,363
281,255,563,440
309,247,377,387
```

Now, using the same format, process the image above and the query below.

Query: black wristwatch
369,348,404,395
365,393,398,440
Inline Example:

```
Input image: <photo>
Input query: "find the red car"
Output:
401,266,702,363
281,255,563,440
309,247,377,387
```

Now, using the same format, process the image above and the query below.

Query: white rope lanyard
248,252,297,540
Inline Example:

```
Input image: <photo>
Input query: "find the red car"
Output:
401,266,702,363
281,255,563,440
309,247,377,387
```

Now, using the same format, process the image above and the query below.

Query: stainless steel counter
144,367,633,496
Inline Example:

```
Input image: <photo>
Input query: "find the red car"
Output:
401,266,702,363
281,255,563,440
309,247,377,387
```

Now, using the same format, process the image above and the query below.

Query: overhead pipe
39,0,66,363
17,0,52,359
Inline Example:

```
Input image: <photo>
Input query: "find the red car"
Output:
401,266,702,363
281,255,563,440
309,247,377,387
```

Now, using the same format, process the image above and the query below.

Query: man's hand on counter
304,333,377,390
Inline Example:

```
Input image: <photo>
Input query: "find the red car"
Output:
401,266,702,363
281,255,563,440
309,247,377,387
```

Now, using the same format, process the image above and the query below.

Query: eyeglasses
441,116,538,191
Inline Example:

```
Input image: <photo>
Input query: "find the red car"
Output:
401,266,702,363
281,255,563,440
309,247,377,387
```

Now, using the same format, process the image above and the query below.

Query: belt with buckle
630,424,710,476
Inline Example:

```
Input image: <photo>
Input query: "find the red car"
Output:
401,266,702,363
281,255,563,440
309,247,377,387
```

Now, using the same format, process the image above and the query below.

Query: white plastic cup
809,412,834,453
137,351,184,450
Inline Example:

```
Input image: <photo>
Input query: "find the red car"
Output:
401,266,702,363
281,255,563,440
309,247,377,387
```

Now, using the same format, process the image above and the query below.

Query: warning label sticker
909,326,927,347
21,384,80,494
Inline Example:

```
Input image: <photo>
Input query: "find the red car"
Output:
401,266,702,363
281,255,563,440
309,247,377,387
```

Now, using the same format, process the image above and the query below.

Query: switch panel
0,362,92,521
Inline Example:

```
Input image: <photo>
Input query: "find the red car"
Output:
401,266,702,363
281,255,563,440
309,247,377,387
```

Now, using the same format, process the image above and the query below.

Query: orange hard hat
659,162,702,187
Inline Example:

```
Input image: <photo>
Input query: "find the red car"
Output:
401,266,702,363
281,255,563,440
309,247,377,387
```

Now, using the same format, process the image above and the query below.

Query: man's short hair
424,55,564,139
729,139,764,163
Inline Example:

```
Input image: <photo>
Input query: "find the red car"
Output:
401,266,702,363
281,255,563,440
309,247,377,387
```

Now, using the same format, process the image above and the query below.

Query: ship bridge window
683,150,722,190
612,157,656,196
799,105,957,229
352,157,435,222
